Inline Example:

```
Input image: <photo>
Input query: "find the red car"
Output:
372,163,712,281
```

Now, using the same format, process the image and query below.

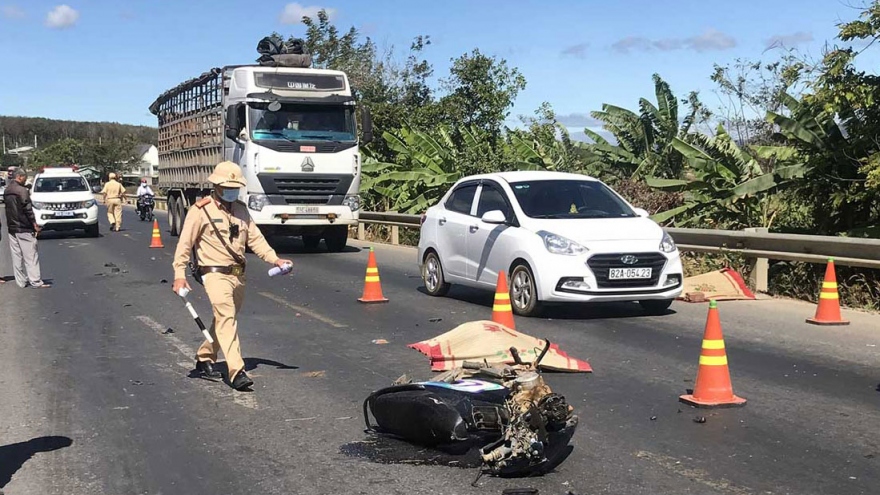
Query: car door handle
469,224,479,233
438,217,447,225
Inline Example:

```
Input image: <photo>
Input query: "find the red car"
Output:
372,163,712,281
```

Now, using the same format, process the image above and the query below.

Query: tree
439,49,526,139
583,74,709,180
646,125,805,229
32,138,84,167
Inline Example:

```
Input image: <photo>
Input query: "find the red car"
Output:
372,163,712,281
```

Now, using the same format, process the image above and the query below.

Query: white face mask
219,188,239,203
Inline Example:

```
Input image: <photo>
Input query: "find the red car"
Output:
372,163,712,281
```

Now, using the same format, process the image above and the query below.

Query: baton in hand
177,287,214,344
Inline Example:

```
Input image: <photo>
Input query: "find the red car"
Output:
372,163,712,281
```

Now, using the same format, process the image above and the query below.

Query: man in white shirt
136,178,155,218
137,178,154,197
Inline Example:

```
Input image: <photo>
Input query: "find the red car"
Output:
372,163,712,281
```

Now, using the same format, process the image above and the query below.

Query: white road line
258,291,348,328
135,315,258,409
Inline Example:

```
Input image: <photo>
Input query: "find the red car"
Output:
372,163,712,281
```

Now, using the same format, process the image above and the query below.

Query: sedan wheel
423,252,450,296
510,264,541,317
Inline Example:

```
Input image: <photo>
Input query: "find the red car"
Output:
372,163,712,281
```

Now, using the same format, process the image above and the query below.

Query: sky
1,0,876,140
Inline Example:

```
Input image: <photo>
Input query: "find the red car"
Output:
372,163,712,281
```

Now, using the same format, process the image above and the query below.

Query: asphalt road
1,205,878,495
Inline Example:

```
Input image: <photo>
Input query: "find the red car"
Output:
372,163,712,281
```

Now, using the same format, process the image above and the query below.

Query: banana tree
646,124,807,229
583,74,702,180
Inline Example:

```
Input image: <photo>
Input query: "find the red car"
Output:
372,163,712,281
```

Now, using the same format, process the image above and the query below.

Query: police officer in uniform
101,172,126,231
172,161,292,390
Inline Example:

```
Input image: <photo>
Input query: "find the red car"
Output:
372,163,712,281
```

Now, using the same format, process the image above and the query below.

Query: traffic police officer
172,161,292,390
101,172,126,231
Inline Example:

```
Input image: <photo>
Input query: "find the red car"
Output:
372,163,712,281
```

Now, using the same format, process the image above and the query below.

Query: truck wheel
324,226,348,252
85,223,99,238
169,197,180,236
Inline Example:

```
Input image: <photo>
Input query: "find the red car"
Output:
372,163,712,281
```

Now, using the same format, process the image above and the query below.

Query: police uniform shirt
172,198,279,279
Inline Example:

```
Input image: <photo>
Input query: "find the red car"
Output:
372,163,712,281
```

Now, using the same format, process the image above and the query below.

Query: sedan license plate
55,211,75,218
609,267,652,280
295,206,319,214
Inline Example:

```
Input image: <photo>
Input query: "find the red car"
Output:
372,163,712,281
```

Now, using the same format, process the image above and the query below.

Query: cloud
612,29,737,54
685,28,737,52
2,5,25,18
570,129,617,145
45,4,78,29
612,37,652,53
764,31,813,49
556,112,602,127
561,43,589,59
279,3,336,24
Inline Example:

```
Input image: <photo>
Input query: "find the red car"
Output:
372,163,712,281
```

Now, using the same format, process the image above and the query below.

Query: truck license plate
55,211,75,217
609,268,652,280
295,206,319,214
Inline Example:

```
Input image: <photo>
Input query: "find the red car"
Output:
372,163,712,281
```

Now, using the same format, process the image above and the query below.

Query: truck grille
274,177,340,204
253,140,356,153
41,202,82,211
587,252,667,289
257,174,354,206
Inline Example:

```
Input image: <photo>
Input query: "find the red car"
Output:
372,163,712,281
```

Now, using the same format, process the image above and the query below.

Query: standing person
3,168,50,289
100,172,126,232
171,161,292,390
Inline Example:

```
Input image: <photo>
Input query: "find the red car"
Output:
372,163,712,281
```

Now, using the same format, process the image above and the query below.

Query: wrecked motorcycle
363,340,578,477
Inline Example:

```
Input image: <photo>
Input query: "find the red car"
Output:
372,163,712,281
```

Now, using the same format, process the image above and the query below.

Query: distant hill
0,116,157,151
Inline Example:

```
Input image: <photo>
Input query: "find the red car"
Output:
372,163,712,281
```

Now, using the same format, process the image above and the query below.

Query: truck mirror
361,107,373,144
226,104,242,141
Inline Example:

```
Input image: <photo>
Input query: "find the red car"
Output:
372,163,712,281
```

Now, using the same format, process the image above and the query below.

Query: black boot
195,360,222,380
230,370,254,391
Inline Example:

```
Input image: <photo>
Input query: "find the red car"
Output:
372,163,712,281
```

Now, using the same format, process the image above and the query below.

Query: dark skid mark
340,436,483,469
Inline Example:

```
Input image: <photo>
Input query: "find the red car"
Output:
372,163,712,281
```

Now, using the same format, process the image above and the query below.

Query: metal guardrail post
744,227,769,292
357,222,365,241
391,225,399,245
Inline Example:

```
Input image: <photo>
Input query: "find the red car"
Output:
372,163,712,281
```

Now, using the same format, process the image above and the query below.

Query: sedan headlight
32,202,46,209
81,199,97,209
537,231,589,256
248,194,270,212
342,194,361,211
660,232,677,253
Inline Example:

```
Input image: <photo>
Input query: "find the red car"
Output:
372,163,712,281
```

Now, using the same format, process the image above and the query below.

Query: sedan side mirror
92,185,101,193
633,207,649,218
481,210,507,224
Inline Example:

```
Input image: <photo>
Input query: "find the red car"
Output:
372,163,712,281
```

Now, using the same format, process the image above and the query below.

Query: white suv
418,171,683,316
31,167,100,237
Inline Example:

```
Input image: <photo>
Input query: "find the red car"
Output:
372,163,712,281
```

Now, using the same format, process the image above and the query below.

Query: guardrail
105,197,880,292
360,212,880,292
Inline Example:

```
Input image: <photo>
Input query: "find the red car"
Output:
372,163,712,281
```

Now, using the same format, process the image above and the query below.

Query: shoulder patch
195,197,212,208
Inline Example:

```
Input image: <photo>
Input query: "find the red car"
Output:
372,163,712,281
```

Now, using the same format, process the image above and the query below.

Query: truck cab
150,62,370,253
223,66,369,251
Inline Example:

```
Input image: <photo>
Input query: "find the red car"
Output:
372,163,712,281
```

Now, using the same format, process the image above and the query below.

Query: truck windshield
509,179,637,219
249,103,356,142
34,176,89,193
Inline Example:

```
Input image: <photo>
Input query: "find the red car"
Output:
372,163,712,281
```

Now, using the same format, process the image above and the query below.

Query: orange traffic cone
149,219,164,248
679,300,747,408
806,258,849,326
491,271,516,329
358,247,388,303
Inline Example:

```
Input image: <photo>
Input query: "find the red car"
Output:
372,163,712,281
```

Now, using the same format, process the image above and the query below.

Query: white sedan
417,171,683,316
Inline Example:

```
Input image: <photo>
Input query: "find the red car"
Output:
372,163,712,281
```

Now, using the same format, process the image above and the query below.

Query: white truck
148,59,371,251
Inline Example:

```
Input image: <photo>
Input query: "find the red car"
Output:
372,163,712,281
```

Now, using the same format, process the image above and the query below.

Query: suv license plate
55,211,75,217
609,268,652,280
295,206,319,214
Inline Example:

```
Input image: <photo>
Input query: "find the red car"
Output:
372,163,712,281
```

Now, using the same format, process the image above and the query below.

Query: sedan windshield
34,176,89,193
509,179,636,219
249,103,356,142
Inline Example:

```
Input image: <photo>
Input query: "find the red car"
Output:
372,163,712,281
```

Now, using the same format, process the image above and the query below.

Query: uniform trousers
197,272,246,379
106,198,123,230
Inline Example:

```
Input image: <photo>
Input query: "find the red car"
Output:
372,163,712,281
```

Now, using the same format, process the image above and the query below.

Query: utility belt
199,265,246,276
